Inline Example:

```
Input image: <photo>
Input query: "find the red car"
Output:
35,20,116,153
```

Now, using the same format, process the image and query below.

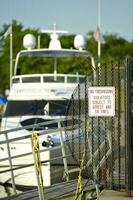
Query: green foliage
0,20,133,95
102,34,133,62
0,20,39,94
60,35,75,49
39,33,50,49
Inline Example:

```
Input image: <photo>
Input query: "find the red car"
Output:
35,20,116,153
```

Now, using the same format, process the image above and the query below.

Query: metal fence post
126,57,133,196
58,121,69,181
5,133,16,194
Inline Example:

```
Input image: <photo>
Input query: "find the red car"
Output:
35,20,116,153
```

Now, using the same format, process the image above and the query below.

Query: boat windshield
15,50,91,76
4,100,69,117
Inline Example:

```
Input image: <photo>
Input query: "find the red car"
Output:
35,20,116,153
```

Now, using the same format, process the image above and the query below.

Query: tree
102,33,133,62
0,20,38,94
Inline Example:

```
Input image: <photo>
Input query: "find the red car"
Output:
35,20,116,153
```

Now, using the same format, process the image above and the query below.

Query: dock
1,180,132,200
0,179,103,200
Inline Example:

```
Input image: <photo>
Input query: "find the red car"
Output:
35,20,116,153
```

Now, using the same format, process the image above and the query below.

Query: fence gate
65,57,133,196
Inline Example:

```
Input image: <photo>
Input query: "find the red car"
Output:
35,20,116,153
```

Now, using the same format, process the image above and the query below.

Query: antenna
41,23,68,35
40,24,68,50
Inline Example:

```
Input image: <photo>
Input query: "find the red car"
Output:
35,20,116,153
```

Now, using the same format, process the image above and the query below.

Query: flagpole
9,0,13,89
10,23,13,89
98,0,101,70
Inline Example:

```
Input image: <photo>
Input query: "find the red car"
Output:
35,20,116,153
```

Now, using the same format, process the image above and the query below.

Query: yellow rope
75,149,85,200
32,132,45,200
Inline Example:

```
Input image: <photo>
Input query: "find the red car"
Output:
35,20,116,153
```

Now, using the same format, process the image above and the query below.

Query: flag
3,26,12,39
93,27,100,42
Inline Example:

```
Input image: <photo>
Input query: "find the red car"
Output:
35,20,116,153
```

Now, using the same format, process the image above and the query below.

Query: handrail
0,150,81,175
0,115,82,136
0,116,85,197
0,117,66,135
0,145,61,163
0,124,80,145
0,133,84,163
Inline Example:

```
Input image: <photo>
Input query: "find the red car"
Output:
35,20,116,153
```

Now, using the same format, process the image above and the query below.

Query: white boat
0,28,95,190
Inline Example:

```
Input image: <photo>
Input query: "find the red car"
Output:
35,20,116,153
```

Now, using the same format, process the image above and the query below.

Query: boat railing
0,116,83,195
12,73,85,84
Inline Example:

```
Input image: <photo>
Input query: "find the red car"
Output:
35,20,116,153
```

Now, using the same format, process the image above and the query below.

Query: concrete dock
99,190,133,200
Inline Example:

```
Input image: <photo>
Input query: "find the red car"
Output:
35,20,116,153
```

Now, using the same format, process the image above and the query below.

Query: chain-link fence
65,57,133,195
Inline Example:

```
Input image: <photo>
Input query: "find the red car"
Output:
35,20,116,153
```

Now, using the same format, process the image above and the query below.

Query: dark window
4,100,69,117
22,76,41,83
20,118,58,131
12,78,20,83
49,100,68,116
43,76,64,83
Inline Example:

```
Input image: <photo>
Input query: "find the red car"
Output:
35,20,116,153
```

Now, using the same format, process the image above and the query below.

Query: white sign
88,87,115,117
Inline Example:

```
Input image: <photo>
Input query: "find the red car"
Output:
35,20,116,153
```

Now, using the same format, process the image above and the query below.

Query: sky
0,0,133,41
